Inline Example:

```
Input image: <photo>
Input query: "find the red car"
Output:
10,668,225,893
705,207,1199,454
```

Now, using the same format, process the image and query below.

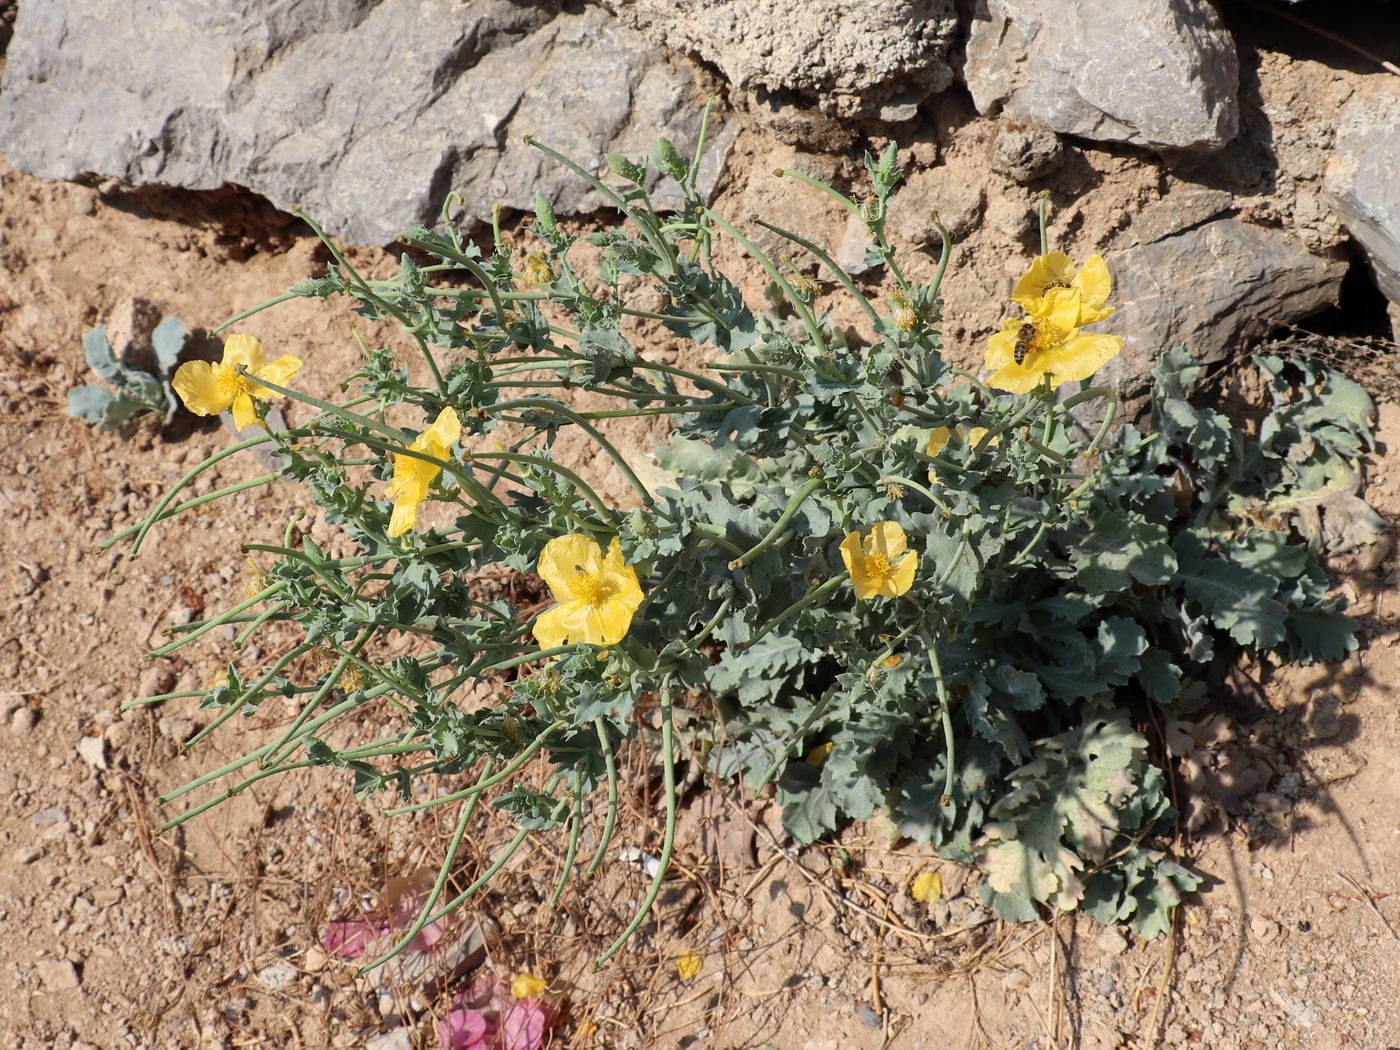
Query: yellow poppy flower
510,971,548,999
385,407,461,538
534,535,644,648
840,521,918,600
171,333,303,430
983,290,1123,394
1011,252,1115,325
805,741,834,766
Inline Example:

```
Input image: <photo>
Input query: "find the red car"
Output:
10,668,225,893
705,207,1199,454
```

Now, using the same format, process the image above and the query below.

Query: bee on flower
533,534,644,648
983,253,1123,394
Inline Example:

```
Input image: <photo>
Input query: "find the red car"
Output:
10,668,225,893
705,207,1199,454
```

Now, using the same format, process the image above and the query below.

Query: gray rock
1324,89,1400,304
1114,188,1235,249
624,0,958,121
9,705,36,734
989,122,1065,183
835,213,880,278
76,735,109,771
0,2,735,245
965,0,1239,151
35,958,81,992
255,959,298,992
891,167,987,243
1100,218,1345,398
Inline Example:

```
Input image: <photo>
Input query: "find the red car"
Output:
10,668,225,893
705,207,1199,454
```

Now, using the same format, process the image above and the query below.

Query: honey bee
1013,322,1037,365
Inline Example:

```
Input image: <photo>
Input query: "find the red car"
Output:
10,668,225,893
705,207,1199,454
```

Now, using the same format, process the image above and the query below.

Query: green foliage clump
68,316,188,430
110,131,1376,965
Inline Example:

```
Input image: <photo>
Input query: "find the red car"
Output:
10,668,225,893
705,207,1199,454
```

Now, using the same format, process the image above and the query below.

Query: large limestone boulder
0,1,734,244
1101,215,1346,397
965,0,1240,151
622,0,958,122
1324,88,1400,306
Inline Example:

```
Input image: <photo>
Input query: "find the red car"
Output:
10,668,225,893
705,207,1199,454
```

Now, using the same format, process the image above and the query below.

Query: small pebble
10,706,37,734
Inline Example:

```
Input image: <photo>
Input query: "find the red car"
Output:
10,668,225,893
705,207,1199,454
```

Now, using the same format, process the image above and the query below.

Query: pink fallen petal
435,1003,497,1050
501,998,554,1050
323,917,378,960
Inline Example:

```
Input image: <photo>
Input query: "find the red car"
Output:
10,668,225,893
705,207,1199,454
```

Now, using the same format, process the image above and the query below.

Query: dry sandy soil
3,24,1400,1050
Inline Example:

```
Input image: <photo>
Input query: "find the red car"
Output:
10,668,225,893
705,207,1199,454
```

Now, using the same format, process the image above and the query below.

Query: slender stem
148,585,282,658
703,210,826,355
741,576,845,652
921,631,956,803
774,169,861,219
927,214,954,302
212,292,301,335
586,717,620,877
729,477,824,569
549,772,586,908
490,398,653,507
595,680,677,968
380,723,563,816
751,217,880,327
261,629,374,769
362,768,489,972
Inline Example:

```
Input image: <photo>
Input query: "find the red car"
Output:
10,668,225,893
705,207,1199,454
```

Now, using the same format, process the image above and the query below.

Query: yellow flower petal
1051,332,1124,385
888,550,918,596
534,534,643,647
843,523,918,600
537,534,604,600
171,360,227,416
533,603,571,649
866,520,909,560
926,426,953,458
221,333,266,373
675,951,703,982
911,869,943,904
805,741,834,766
1073,255,1113,313
1011,251,1075,305
983,320,1025,372
422,406,462,450
249,353,303,396
230,392,260,430
510,972,548,999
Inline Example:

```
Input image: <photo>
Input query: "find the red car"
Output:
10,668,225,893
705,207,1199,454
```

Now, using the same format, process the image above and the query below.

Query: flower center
215,363,256,401
1018,320,1064,366
864,551,892,578
572,568,611,606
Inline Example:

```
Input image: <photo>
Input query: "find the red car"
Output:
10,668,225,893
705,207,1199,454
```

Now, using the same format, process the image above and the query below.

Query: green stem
212,292,301,335
549,772,586,908
586,718,620,877
750,217,880,327
148,584,282,658
595,680,677,968
380,723,563,816
741,576,845,652
920,631,956,803
703,209,826,355
491,399,653,507
362,768,489,972
729,477,824,569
